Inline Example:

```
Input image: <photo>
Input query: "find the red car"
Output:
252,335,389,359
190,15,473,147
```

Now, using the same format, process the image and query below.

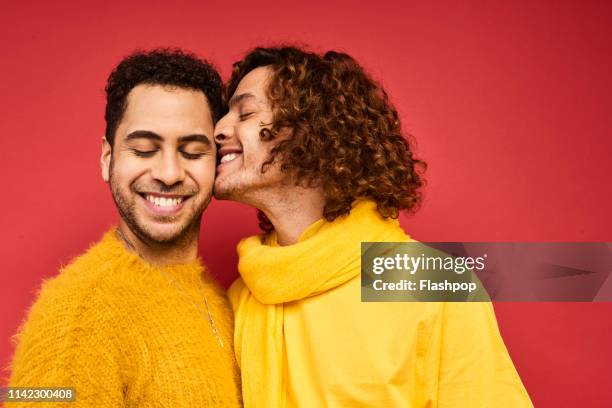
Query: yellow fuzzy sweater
9,228,242,407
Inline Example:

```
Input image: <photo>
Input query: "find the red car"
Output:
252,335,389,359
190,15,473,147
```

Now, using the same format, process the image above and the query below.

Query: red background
1,1,611,405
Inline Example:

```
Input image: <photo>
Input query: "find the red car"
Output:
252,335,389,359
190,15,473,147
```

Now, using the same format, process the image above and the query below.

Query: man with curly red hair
214,46,532,407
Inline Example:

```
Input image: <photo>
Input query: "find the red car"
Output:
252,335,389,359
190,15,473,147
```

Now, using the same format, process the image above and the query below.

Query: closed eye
239,112,255,121
180,151,207,160
130,148,157,158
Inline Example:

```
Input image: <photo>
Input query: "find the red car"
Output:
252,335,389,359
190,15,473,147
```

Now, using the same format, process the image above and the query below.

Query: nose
151,151,185,186
214,115,233,145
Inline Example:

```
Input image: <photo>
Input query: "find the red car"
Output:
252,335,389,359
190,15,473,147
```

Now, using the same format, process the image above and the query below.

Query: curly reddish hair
226,46,426,231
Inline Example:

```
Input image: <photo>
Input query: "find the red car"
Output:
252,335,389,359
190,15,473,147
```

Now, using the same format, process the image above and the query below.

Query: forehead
120,84,213,135
233,66,272,98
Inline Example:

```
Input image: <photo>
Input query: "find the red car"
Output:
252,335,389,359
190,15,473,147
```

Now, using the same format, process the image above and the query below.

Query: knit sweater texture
8,228,242,407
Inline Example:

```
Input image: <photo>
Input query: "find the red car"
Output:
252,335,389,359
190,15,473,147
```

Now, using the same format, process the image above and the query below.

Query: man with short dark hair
9,49,241,407
215,46,533,407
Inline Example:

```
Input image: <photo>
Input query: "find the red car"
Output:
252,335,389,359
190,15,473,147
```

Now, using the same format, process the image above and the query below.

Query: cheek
190,158,216,189
239,133,272,166
238,122,263,146
254,140,277,167
110,155,147,185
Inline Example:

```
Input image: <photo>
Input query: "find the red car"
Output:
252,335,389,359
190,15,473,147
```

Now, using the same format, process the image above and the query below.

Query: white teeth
220,152,240,164
145,195,183,208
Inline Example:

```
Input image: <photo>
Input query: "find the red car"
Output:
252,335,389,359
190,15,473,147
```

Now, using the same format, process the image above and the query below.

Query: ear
101,137,112,183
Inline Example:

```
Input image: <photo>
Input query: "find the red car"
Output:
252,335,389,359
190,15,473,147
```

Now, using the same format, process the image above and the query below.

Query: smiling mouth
137,193,190,210
145,194,184,207
219,152,242,164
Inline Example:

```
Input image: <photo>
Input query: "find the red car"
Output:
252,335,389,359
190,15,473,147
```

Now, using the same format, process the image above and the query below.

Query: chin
213,185,250,202
213,180,237,200
213,187,232,200
138,222,191,244
213,175,261,202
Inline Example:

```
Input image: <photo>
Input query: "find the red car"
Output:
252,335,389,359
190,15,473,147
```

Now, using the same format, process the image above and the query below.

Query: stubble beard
213,171,268,205
109,169,210,248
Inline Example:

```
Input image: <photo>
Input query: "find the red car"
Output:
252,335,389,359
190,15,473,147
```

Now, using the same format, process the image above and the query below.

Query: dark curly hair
104,48,223,145
226,46,426,231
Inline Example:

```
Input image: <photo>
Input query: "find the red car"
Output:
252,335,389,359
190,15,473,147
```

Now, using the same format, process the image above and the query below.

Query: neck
256,187,326,246
116,221,199,266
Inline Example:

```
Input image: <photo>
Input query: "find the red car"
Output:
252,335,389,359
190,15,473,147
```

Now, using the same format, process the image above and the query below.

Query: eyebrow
228,92,256,109
178,134,212,147
125,130,163,142
125,130,211,147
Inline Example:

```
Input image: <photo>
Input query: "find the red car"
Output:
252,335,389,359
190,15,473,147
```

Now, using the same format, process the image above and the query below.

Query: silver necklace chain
116,229,224,348
156,267,225,349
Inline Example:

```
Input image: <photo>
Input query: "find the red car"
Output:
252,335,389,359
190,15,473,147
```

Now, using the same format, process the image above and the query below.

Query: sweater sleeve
8,278,125,407
431,302,533,408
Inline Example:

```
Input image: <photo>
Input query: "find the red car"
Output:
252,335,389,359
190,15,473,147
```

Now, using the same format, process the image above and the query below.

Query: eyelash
130,149,205,160
181,152,206,160
131,149,156,158
239,112,255,121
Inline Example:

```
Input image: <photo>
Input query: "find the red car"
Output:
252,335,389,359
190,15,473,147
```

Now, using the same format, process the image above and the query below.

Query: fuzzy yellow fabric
9,228,242,407
230,200,533,407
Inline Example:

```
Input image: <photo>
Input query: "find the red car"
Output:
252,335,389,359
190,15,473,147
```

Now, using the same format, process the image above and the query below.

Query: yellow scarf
235,200,410,407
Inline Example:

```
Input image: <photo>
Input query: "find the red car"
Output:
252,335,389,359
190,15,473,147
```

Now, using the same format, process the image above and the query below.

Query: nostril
215,133,227,142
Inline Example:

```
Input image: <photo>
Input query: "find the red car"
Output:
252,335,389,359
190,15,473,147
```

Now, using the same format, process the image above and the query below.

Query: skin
213,66,326,246
101,84,216,265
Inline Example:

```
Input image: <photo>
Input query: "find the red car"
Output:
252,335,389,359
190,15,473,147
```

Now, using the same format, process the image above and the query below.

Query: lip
137,192,190,216
218,147,243,156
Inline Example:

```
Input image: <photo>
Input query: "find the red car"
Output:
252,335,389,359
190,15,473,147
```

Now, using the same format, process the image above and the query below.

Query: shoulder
10,242,128,382
14,233,134,344
16,261,115,344
37,228,160,313
35,246,121,313
438,301,506,346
